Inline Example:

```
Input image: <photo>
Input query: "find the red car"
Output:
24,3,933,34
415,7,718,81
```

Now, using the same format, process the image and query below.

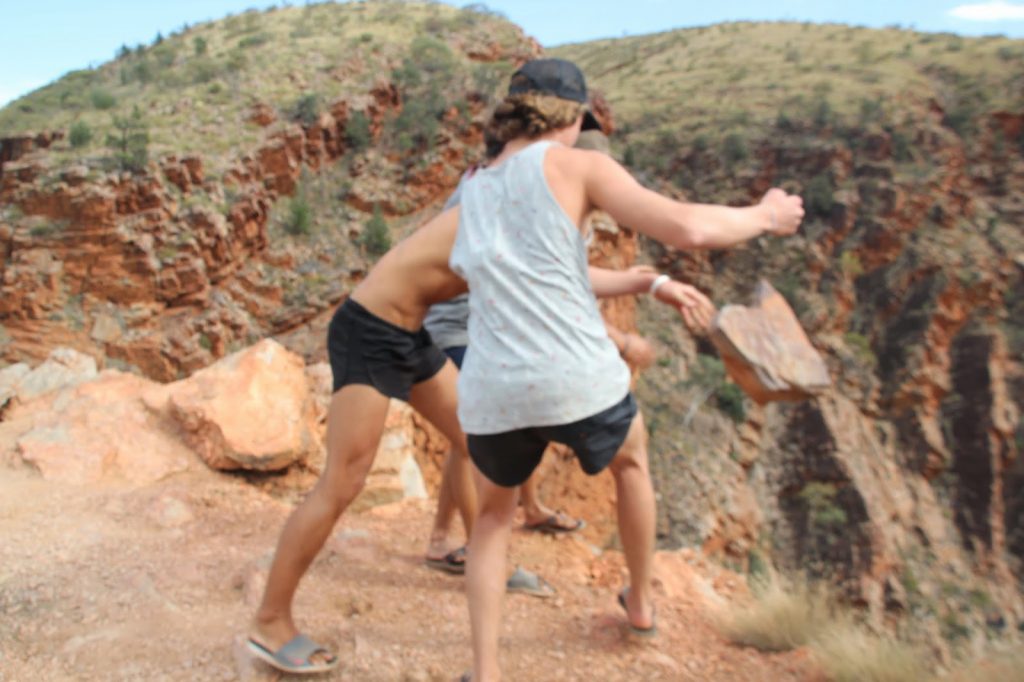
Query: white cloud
949,1,1024,21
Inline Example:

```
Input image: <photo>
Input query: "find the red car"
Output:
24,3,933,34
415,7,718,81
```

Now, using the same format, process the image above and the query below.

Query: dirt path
0,465,818,681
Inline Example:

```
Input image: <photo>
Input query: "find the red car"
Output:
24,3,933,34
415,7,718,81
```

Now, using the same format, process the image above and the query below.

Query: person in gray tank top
455,59,806,682
423,133,658,576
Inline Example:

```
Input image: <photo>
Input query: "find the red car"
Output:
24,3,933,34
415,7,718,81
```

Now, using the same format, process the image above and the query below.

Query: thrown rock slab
710,280,831,404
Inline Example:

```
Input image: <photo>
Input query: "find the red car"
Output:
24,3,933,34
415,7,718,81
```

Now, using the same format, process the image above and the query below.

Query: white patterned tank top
449,140,631,434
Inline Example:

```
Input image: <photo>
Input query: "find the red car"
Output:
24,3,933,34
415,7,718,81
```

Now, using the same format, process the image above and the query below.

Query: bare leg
520,465,582,531
466,470,519,682
426,447,462,558
408,362,477,557
519,471,555,525
251,383,391,654
608,411,656,630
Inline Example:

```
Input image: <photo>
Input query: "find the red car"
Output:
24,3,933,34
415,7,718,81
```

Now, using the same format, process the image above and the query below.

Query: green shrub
291,93,321,126
189,58,219,84
153,44,177,68
238,32,271,49
90,89,117,110
799,482,848,527
284,196,312,236
105,105,149,172
891,130,913,162
721,133,749,164
839,251,863,277
360,204,391,256
69,120,93,148
225,50,247,74
131,58,155,85
859,98,883,125
193,36,208,56
716,383,746,423
813,97,834,129
804,175,835,217
844,332,876,366
345,110,372,152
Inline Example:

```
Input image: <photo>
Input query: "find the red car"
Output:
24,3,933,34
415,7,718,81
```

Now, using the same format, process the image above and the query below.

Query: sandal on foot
524,511,585,535
506,567,556,599
247,633,339,674
617,588,657,638
425,545,467,575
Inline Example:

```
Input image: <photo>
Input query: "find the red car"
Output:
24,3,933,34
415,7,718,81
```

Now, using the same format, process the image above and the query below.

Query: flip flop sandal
247,633,339,674
617,588,657,638
523,511,585,535
505,567,556,599
424,545,467,575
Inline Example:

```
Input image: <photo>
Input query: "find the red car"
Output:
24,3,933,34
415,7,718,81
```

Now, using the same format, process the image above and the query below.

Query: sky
1,0,1023,109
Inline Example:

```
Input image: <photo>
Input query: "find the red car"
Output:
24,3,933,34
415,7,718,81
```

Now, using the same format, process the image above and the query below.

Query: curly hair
483,93,586,158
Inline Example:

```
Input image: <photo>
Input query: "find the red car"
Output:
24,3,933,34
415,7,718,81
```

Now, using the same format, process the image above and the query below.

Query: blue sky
1,0,1022,108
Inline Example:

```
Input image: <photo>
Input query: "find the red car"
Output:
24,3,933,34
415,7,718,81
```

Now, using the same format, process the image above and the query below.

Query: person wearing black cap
244,56,802,678
451,58,804,682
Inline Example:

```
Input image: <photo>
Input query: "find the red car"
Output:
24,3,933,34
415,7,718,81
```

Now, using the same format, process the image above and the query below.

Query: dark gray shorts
467,393,638,487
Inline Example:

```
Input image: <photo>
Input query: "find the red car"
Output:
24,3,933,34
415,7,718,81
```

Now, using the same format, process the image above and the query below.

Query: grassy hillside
553,21,1023,163
0,1,524,174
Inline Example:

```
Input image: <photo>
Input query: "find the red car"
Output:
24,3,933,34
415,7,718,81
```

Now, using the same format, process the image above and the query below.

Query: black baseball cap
508,58,602,132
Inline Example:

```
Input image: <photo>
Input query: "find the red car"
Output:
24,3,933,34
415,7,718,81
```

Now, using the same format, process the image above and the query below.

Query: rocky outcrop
147,339,320,471
0,41,535,380
0,343,430,509
633,96,1024,650
0,131,63,178
0,358,193,485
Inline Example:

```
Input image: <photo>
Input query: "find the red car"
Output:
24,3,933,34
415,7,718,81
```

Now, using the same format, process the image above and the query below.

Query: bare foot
620,587,655,631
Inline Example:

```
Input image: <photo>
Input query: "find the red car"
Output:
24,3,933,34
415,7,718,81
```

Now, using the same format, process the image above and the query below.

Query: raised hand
653,280,716,336
760,188,805,236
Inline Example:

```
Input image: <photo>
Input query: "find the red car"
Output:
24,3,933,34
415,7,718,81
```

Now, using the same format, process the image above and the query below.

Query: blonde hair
484,93,585,158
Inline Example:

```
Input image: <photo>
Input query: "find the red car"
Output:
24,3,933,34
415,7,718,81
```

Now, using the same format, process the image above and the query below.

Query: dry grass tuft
715,579,829,652
942,649,1024,682
812,622,927,682
717,577,928,681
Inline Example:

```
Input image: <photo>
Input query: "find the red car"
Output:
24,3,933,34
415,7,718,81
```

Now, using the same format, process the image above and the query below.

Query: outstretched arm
580,151,805,250
588,265,657,297
588,265,716,336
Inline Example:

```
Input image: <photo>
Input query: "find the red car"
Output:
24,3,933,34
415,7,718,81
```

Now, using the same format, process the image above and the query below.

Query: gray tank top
423,174,472,350
449,141,630,434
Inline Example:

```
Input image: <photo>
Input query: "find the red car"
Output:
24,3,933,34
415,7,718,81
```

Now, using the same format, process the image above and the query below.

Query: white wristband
649,274,670,296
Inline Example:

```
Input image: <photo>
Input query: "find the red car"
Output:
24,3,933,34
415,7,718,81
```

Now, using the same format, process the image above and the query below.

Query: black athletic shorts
327,298,447,400
442,345,467,370
467,393,638,488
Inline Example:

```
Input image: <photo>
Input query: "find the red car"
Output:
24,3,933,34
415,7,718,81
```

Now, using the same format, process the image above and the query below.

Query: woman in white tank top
458,59,805,682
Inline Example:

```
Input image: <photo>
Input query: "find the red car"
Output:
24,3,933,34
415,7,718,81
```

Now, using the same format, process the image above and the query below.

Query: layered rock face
0,39,537,381
635,104,1024,651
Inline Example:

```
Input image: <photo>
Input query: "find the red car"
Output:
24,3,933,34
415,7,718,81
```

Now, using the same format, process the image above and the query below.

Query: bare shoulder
410,205,459,246
547,144,608,172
